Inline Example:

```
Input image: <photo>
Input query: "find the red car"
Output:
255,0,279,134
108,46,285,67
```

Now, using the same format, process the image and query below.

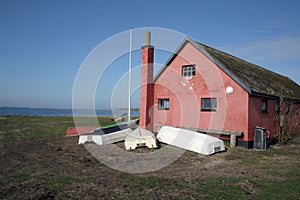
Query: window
182,65,196,77
285,101,291,114
158,98,170,110
275,100,280,114
262,99,268,113
201,98,217,111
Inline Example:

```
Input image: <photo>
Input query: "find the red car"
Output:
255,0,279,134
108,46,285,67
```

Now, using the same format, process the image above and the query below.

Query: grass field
0,115,114,140
0,116,299,199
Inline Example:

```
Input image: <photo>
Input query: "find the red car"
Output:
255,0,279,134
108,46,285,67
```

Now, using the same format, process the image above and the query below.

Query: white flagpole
128,26,132,122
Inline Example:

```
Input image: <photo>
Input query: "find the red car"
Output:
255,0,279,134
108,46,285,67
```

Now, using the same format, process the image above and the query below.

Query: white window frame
182,65,196,77
158,98,170,110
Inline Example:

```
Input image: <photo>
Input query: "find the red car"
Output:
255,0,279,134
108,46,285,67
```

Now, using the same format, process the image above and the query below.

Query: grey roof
154,38,300,100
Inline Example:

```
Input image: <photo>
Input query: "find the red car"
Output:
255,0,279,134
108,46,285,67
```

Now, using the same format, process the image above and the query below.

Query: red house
139,32,300,148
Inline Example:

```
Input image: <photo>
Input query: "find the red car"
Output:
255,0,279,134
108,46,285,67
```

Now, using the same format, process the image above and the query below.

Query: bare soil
0,134,299,199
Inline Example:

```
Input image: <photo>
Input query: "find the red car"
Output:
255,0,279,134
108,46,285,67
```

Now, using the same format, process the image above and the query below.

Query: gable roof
154,37,300,100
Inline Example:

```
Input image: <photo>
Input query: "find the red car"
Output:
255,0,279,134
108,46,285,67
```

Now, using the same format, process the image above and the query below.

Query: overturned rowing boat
78,122,134,145
156,126,225,155
125,127,157,150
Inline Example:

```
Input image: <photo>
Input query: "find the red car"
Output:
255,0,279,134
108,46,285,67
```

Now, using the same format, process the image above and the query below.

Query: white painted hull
156,126,225,155
125,128,157,150
78,128,132,145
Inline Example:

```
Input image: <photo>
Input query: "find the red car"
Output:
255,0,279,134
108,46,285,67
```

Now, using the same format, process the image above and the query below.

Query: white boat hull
78,128,132,145
125,128,157,150
156,126,225,155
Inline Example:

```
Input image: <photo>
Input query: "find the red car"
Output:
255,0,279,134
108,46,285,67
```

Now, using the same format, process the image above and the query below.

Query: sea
0,107,140,117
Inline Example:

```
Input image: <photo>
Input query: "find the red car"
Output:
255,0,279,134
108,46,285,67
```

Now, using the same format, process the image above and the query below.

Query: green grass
118,173,190,190
195,177,249,200
117,140,300,199
118,172,300,199
0,115,116,140
117,173,253,199
10,171,299,199
1,116,299,199
255,178,300,200
11,173,80,189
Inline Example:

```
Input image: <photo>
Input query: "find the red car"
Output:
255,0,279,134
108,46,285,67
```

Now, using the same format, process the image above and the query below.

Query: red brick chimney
140,31,154,131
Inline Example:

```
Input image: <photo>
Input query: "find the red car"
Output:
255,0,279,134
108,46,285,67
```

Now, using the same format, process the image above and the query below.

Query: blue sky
1,0,300,109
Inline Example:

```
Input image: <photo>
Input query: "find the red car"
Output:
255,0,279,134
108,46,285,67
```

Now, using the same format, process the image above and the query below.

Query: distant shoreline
0,106,140,111
0,107,140,117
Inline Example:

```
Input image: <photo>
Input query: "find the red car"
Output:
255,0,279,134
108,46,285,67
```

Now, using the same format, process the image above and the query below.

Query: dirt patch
0,133,299,199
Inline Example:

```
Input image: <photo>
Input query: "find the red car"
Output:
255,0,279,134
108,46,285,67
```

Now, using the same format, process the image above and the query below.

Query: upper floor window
201,98,217,111
262,99,268,113
182,65,196,77
275,100,280,114
158,98,170,110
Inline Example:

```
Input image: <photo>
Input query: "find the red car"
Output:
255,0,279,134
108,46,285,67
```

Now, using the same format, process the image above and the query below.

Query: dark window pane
182,65,196,77
158,99,170,110
201,98,217,111
262,99,268,113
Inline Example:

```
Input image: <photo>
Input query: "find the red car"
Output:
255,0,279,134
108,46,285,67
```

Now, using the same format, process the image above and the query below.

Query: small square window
262,99,268,113
201,98,217,111
158,98,170,110
182,65,196,77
